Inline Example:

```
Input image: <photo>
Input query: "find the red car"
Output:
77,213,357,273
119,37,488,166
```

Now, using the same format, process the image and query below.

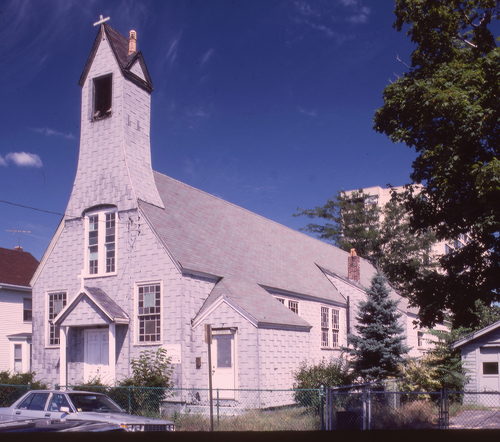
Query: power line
0,199,64,216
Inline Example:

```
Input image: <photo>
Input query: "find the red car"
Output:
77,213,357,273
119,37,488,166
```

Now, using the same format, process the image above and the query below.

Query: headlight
122,424,145,432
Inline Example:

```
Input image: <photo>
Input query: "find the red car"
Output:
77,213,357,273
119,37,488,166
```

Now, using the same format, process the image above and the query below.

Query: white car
0,390,174,432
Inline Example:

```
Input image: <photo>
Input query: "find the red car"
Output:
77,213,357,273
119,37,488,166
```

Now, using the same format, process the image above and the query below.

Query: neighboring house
452,321,500,396
0,246,39,373
32,22,425,394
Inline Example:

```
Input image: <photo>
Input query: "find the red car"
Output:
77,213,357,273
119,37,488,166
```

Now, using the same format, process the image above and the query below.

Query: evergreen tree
346,272,409,382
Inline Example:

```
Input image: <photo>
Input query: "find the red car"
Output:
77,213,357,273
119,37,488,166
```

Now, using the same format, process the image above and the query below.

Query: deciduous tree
374,1,500,328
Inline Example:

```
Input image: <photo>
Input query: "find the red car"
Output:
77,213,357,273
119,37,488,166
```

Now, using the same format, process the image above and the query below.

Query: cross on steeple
94,15,110,27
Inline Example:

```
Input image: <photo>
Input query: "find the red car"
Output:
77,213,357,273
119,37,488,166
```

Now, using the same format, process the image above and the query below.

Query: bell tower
66,20,164,217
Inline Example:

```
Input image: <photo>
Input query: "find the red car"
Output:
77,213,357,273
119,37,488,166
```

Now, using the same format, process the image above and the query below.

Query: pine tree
346,272,409,381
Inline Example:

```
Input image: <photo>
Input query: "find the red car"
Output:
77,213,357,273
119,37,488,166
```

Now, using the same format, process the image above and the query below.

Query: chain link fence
0,384,323,431
4,383,500,430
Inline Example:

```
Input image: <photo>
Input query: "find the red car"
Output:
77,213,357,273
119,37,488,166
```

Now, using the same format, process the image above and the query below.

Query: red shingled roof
0,247,39,287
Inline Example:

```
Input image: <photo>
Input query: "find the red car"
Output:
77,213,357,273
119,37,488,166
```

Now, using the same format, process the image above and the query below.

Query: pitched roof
451,320,500,349
138,172,392,327
79,23,153,92
54,287,129,325
0,247,39,287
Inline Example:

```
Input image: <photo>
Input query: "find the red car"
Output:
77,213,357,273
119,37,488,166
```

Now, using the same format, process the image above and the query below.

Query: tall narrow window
332,309,340,348
321,307,329,347
48,292,67,346
105,213,116,273
14,344,22,372
23,298,32,322
93,75,112,119
138,284,161,342
88,215,99,274
86,209,117,275
417,331,424,347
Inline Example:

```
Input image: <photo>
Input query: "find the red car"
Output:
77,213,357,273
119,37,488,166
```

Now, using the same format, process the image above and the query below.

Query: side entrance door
211,331,236,399
84,329,110,383
479,346,500,406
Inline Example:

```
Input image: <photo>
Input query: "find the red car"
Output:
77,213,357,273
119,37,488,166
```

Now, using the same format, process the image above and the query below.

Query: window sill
83,272,117,279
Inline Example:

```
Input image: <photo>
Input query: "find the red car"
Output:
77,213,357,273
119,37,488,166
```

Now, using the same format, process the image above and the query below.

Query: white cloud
294,1,320,18
346,6,370,24
298,106,318,117
4,152,43,168
32,127,75,139
200,48,215,66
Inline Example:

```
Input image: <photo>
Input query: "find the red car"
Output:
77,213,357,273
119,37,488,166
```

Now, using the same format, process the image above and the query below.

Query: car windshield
67,393,124,413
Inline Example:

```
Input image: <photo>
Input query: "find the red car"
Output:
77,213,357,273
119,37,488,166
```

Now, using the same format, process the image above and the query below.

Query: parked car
0,390,174,432
0,418,126,432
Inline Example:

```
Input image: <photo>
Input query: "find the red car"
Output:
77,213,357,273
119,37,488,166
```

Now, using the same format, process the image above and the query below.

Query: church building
31,21,425,396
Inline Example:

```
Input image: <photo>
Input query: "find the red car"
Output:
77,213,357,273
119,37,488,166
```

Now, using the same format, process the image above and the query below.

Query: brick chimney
128,30,137,55
348,248,360,283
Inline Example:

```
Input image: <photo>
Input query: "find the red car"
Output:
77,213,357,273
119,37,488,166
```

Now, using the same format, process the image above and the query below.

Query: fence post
217,389,220,431
362,385,367,430
444,387,449,429
319,385,325,430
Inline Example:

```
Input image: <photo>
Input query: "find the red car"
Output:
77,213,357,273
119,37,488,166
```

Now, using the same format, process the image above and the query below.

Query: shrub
293,356,355,412
0,371,48,407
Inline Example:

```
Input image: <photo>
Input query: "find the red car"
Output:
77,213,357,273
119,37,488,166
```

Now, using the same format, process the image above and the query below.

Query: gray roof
54,287,129,325
138,171,390,328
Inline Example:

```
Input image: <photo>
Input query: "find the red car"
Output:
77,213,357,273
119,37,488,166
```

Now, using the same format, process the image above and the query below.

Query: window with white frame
48,292,67,346
417,331,424,347
138,284,161,342
13,344,22,372
86,209,116,276
23,298,32,322
275,297,299,314
321,306,340,348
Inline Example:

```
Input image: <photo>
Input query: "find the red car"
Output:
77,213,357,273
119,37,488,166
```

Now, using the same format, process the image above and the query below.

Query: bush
0,371,48,407
293,356,355,412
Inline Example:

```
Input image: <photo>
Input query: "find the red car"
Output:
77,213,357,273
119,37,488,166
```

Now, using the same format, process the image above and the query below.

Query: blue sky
0,0,417,261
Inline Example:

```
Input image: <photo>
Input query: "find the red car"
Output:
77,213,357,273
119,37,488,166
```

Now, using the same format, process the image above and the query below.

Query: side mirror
60,406,70,414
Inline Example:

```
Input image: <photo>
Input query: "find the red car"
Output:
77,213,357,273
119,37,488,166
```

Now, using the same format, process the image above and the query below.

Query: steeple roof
79,23,153,92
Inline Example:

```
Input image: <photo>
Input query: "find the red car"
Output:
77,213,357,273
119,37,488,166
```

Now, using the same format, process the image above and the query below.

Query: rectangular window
322,307,340,348
48,292,67,346
88,215,99,274
274,296,299,314
483,362,499,375
138,284,161,342
23,298,32,322
93,75,112,119
418,331,424,347
86,210,117,275
14,344,22,372
321,307,329,347
332,309,340,348
105,213,115,273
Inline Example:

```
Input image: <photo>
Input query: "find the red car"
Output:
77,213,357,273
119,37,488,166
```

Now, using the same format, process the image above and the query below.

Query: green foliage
294,189,382,258
295,188,436,300
125,347,174,388
374,1,500,328
398,354,446,393
0,371,48,407
118,348,174,415
292,356,355,412
346,273,409,381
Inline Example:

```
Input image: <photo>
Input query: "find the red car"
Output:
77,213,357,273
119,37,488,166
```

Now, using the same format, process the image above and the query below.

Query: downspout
346,296,351,337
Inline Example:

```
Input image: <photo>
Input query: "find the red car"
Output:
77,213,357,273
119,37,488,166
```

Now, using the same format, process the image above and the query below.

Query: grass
169,407,320,431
